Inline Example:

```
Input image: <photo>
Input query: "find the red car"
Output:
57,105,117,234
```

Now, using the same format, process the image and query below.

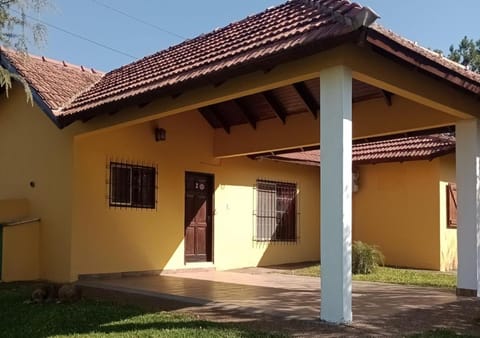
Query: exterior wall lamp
155,127,166,142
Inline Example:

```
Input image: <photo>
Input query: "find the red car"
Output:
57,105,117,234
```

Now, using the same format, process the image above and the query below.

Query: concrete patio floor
78,267,480,336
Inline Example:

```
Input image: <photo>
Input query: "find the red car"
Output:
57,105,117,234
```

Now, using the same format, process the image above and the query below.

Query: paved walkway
78,268,480,336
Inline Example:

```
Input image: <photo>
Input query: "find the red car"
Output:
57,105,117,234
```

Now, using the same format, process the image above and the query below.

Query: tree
447,36,480,73
0,0,48,100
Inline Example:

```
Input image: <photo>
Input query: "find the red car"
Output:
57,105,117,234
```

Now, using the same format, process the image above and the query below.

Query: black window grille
255,179,297,242
109,162,156,209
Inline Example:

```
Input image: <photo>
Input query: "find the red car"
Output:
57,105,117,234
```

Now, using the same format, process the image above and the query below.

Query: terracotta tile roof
257,133,456,165
58,0,480,122
4,0,480,128
352,133,456,164
61,0,372,118
0,47,103,115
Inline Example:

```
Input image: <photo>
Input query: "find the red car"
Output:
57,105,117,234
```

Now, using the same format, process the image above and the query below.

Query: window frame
446,182,457,229
109,162,156,209
254,179,298,243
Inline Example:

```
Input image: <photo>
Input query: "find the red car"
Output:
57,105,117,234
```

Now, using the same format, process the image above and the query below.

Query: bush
352,241,384,274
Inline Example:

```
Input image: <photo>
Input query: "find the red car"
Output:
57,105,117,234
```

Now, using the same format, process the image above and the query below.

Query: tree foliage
447,36,480,73
0,0,49,100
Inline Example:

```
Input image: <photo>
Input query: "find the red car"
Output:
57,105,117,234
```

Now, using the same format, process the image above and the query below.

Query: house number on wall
195,182,206,191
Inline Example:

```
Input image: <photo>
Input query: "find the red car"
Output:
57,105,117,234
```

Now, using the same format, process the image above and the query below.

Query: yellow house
253,131,458,271
1,0,479,324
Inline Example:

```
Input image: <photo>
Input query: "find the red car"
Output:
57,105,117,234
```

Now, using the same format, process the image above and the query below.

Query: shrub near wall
352,241,384,274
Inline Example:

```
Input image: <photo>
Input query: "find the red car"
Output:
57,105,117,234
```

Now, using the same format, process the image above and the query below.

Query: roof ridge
300,0,379,29
92,0,381,82
104,2,292,76
0,46,104,75
63,0,382,116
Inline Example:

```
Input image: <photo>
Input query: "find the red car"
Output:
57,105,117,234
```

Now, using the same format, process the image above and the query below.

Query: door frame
184,171,215,264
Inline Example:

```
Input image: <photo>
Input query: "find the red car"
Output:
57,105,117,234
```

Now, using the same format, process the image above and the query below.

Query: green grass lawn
285,264,457,288
0,284,285,338
410,329,477,337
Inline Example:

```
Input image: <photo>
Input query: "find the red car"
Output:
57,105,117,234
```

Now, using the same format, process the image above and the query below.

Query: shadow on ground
0,283,284,338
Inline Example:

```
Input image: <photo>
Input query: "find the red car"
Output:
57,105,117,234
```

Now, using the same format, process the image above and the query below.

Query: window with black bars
109,162,157,209
255,179,297,242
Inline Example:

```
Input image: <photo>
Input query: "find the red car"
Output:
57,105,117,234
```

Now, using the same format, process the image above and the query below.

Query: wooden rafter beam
199,106,231,134
263,91,287,124
382,90,393,106
198,107,216,129
352,92,384,104
293,82,319,119
232,99,257,130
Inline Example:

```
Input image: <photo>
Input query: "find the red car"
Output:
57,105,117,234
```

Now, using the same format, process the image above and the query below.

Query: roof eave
353,147,456,165
365,27,480,97
253,147,455,167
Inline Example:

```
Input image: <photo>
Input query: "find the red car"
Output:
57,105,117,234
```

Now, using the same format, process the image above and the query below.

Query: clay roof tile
266,133,456,165
0,47,104,115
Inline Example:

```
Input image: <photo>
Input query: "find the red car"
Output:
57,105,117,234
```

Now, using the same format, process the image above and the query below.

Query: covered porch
74,48,480,323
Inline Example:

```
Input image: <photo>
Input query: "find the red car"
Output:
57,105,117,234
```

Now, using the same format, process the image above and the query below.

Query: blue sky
27,0,480,72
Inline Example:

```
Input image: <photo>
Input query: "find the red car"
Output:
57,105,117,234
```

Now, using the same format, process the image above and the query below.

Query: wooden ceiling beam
198,107,216,129
232,99,257,130
199,106,231,134
293,82,319,119
263,91,287,124
382,90,393,106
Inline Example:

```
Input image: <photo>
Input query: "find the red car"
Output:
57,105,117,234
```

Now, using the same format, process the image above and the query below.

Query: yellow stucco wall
0,198,29,222
0,87,78,282
71,110,320,278
2,221,40,281
438,154,457,271
213,157,320,269
353,160,441,270
0,198,40,281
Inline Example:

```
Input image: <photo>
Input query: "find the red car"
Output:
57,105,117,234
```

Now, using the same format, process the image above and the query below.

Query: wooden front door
184,172,213,263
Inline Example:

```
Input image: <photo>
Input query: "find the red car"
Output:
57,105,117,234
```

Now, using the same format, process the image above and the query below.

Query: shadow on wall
213,156,320,270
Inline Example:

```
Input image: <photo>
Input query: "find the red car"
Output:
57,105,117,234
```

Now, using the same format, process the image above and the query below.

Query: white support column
320,66,353,323
456,119,480,297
